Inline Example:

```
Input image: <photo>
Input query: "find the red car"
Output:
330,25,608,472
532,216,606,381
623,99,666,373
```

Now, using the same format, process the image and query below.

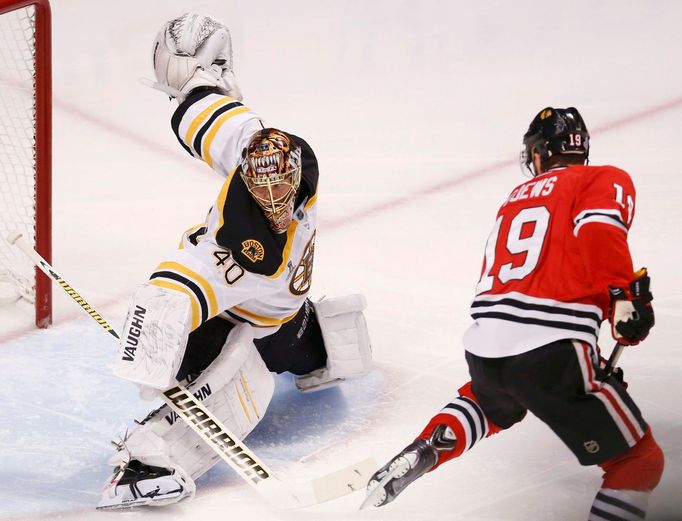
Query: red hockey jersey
463,164,636,358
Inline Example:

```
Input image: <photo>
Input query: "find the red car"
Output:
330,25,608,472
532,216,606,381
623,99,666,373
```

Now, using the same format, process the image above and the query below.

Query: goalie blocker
114,284,372,394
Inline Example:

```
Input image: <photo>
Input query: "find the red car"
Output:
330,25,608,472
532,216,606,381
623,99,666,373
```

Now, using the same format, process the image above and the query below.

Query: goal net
0,0,52,327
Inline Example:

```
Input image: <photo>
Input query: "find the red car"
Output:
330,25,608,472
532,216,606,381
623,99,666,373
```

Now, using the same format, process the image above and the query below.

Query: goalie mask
239,129,302,234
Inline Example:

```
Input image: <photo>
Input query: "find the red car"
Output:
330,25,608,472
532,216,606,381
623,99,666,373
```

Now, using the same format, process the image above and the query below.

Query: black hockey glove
608,268,654,346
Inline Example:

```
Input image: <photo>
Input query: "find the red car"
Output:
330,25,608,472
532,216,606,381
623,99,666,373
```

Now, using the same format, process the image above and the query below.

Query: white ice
0,1,681,520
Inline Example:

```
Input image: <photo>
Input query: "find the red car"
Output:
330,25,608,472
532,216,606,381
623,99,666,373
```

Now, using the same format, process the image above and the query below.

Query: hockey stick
606,342,625,372
603,341,625,378
9,232,375,508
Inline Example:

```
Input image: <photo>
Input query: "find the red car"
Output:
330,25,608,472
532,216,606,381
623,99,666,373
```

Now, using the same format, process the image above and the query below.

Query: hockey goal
0,0,51,328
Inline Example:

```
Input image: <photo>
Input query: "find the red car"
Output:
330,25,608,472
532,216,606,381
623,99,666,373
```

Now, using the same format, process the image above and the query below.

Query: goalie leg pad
295,294,371,392
114,282,192,390
110,324,274,482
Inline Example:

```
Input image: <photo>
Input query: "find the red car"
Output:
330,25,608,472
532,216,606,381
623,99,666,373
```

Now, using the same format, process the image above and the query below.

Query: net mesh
0,5,37,302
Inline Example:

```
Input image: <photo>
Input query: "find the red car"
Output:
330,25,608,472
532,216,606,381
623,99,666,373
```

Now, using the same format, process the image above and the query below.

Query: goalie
97,13,371,509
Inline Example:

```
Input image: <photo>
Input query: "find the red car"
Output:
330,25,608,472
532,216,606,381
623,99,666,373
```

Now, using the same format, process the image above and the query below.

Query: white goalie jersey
154,89,319,337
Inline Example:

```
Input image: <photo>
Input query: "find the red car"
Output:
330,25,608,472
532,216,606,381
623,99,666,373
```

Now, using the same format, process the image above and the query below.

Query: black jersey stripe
187,226,207,246
471,311,599,336
589,506,625,521
589,506,638,521
471,298,601,323
192,100,243,158
171,89,216,157
458,396,486,441
443,401,479,450
150,270,209,323
594,492,646,517
225,309,258,327
576,211,626,226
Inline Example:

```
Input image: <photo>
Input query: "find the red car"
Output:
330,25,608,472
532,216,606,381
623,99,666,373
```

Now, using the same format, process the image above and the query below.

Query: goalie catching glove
609,268,655,345
150,12,242,102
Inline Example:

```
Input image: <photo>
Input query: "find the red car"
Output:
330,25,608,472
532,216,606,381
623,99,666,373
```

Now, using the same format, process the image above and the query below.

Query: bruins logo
241,239,265,263
289,232,315,296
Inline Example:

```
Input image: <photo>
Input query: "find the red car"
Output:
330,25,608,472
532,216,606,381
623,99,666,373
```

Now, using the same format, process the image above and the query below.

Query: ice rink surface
1,1,681,520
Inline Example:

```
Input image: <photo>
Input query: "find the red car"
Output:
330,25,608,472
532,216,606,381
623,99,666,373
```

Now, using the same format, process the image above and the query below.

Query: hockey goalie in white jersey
97,13,371,509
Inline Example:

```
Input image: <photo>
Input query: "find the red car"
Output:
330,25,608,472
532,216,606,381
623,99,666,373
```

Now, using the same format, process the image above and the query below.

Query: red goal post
0,0,52,328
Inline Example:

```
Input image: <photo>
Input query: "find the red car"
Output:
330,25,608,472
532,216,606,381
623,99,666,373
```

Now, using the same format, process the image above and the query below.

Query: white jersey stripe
574,207,624,223
439,408,473,450
574,215,629,236
459,396,489,440
471,303,601,331
473,291,603,317
601,381,645,441
573,208,622,224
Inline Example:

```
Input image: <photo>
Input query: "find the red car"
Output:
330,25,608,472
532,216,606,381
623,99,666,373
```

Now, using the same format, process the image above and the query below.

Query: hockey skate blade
359,464,403,510
263,457,377,509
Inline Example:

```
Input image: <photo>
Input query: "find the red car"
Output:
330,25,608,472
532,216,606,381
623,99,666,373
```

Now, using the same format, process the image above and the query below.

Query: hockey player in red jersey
365,107,663,520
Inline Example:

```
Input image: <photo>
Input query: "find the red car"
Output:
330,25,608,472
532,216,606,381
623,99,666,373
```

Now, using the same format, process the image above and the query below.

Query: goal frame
0,0,52,328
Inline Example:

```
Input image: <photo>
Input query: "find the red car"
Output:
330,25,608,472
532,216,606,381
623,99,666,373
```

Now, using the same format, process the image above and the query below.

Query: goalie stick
8,232,376,509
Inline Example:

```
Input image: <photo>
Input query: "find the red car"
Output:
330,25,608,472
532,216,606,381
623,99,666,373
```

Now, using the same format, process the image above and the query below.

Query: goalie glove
150,13,243,102
608,268,655,345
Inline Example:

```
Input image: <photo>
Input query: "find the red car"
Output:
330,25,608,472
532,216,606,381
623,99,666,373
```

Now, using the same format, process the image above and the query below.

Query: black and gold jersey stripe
149,261,220,331
191,99,243,157
171,89,214,157
171,88,248,165
223,308,299,328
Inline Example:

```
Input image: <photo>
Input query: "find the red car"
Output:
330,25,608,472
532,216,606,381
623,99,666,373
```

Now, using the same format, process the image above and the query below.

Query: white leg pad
114,282,193,390
295,294,372,392
112,324,274,482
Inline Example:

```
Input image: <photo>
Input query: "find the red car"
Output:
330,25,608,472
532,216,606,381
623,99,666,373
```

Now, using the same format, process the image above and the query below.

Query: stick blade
264,457,377,509
309,456,377,505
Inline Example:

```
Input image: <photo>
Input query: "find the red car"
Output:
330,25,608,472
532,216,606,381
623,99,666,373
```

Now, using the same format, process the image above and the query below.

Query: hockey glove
608,268,654,345
150,13,242,102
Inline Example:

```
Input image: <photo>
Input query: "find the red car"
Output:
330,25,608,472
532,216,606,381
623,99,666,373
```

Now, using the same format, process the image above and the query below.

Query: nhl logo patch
583,440,600,454
241,239,265,263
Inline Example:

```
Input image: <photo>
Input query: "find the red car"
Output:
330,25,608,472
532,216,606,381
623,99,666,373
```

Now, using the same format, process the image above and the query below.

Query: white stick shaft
8,232,374,507
8,233,285,501
608,342,625,371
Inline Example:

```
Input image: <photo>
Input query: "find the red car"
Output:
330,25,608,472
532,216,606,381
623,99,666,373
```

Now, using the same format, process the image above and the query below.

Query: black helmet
521,107,589,176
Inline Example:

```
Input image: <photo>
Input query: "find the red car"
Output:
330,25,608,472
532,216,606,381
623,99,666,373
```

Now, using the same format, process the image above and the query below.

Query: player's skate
362,424,455,509
97,459,194,510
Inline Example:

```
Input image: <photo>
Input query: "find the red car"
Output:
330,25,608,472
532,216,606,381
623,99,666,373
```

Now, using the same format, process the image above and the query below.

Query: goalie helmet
239,129,302,234
520,107,590,176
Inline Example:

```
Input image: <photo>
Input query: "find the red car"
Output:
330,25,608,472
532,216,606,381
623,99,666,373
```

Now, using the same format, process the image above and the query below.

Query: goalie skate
97,460,193,510
362,425,454,509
